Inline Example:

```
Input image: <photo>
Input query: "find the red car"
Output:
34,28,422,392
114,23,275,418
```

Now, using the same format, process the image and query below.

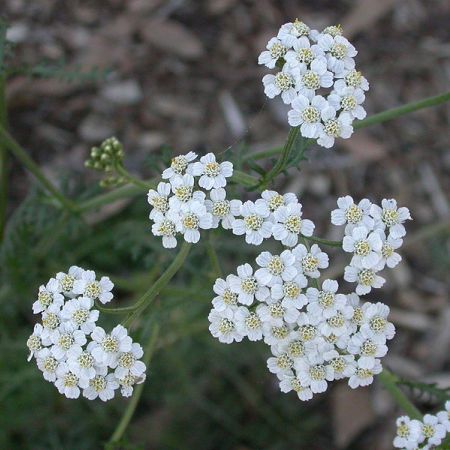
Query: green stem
260,126,300,188
0,125,78,212
244,91,450,162
354,91,450,130
115,164,155,190
206,234,222,278
303,235,342,248
0,74,7,240
108,325,160,445
378,368,422,420
99,242,191,318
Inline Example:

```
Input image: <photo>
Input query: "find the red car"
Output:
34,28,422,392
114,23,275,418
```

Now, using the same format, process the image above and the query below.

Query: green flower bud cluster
85,137,124,173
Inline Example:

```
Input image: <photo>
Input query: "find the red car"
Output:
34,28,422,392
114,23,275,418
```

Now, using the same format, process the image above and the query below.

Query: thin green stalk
354,91,450,129
303,235,342,248
378,368,422,420
115,164,155,190
260,126,300,187
108,325,160,445
0,125,78,212
0,74,7,240
244,91,450,162
206,234,222,278
99,242,191,319
232,169,258,187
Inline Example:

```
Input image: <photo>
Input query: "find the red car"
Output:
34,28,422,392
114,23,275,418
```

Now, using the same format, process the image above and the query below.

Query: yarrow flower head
259,20,369,148
208,193,408,405
27,267,148,401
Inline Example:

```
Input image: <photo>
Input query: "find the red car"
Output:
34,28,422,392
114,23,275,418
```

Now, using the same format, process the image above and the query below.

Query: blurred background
1,0,449,449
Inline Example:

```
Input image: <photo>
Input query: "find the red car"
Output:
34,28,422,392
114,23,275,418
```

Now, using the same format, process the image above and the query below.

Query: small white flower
344,266,385,295
36,348,60,381
168,200,213,244
73,270,114,304
324,350,356,380
67,344,98,380
318,34,357,75
318,305,354,338
261,190,297,215
262,322,293,346
91,325,132,367
228,263,270,305
370,199,412,239
292,243,329,278
191,153,233,190
421,414,447,447
267,346,294,375
27,323,48,361
235,306,264,341
151,211,178,249
296,58,334,99
342,226,383,269
271,275,308,309
114,342,146,379
61,297,99,334
331,196,374,233
32,278,64,314
278,371,313,401
348,358,382,389
56,266,85,297
83,372,119,402
255,250,297,287
212,275,239,313
317,110,353,148
168,174,204,212
262,66,300,105
147,181,171,219
232,200,272,246
287,94,331,138
257,300,299,326
347,332,388,369
277,20,312,47
373,231,403,270
285,36,324,71
306,279,347,319
437,401,450,432
295,353,334,394
359,302,395,343
328,85,366,120
40,304,62,342
54,362,81,399
161,151,197,182
336,70,369,91
118,372,146,398
205,188,241,230
208,308,242,344
393,416,423,450
51,324,87,361
272,202,315,247
297,312,321,343
258,37,288,69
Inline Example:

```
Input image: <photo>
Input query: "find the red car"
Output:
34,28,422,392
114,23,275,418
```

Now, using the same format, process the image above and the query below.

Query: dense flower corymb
258,20,369,148
27,266,147,401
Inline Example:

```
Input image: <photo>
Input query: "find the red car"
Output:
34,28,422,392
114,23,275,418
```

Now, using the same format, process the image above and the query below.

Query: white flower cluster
208,244,396,400
331,196,412,295
232,190,315,246
258,20,369,148
148,151,236,248
393,402,449,450
26,266,147,401
150,155,317,248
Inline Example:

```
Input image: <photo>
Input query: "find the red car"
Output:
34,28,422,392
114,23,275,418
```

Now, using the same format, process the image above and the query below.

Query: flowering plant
1,16,449,450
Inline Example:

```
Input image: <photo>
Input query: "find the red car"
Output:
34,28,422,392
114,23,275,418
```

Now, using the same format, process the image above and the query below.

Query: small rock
101,80,143,105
